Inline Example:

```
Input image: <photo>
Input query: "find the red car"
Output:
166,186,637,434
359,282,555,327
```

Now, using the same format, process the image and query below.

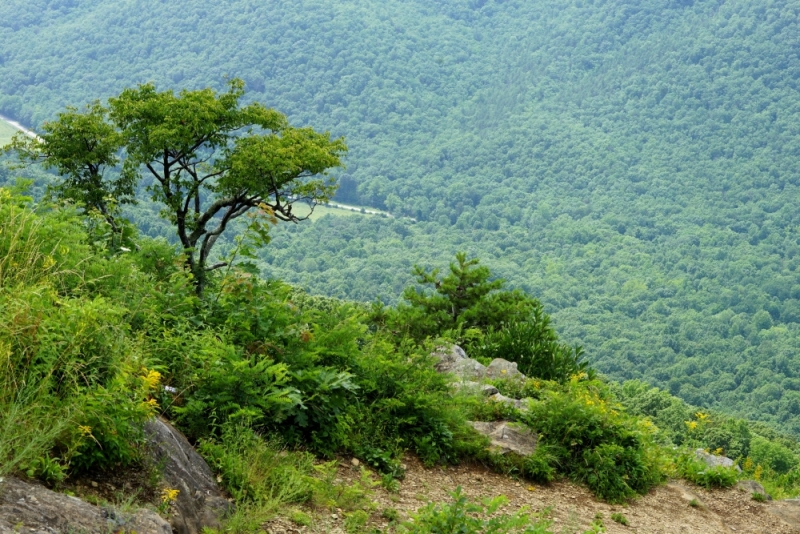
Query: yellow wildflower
161,488,180,503
78,425,92,436
743,457,754,472
142,369,161,389
686,421,698,431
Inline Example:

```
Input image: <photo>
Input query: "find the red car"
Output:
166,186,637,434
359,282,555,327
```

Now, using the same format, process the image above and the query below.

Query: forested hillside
3,0,800,431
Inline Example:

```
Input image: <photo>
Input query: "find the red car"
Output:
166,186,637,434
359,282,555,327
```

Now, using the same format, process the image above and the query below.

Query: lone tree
7,79,347,294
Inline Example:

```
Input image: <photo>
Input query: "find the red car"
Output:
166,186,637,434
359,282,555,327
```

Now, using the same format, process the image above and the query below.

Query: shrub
0,190,160,476
471,309,592,383
749,435,798,475
518,379,664,502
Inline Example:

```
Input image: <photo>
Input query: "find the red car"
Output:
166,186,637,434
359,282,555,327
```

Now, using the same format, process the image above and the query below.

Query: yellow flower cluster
161,488,180,503
143,368,162,389
78,425,92,436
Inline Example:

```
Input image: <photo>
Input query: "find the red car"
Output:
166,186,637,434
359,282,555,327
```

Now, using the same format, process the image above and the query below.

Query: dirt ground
264,455,800,534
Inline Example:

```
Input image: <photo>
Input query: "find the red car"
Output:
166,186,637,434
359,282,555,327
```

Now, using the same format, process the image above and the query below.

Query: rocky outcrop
145,418,232,534
453,381,500,396
431,345,469,373
737,480,771,500
0,476,171,534
468,421,537,456
484,358,524,380
432,346,526,383
694,448,742,472
488,393,530,411
433,346,536,457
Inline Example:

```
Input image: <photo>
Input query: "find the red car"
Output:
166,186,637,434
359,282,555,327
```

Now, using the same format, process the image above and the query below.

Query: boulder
0,476,171,534
453,381,500,396
737,480,771,500
144,418,232,534
450,357,488,380
484,359,525,380
468,421,537,456
431,345,469,373
488,393,530,412
694,448,742,472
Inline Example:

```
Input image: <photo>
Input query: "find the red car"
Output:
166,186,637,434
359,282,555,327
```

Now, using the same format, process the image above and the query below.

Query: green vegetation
1,0,799,433
610,513,629,526
5,80,345,293
399,487,552,534
8,182,800,529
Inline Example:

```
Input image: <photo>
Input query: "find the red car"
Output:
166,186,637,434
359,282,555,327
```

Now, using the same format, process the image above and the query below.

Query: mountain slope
3,0,800,430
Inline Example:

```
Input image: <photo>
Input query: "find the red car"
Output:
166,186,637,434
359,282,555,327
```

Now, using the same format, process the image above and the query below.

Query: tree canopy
4,0,800,432
6,79,346,292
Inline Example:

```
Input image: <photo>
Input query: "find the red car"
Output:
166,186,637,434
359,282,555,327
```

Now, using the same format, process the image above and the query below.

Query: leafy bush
518,379,664,502
399,487,552,534
749,435,798,475
472,308,592,383
0,191,160,475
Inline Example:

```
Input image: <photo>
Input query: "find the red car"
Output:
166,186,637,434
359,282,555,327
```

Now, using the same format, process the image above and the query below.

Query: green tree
390,252,537,342
7,80,347,294
5,103,134,242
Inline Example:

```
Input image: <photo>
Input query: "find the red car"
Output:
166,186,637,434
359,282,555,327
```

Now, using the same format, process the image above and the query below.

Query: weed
751,492,767,502
289,509,312,526
688,498,704,509
582,512,606,533
381,472,401,493
382,507,400,523
399,486,552,533
610,512,629,526
308,462,378,512
344,510,370,533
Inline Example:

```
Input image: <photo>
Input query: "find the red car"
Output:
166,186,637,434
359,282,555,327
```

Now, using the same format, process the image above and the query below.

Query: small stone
90,481,98,488
351,458,360,467
331,514,339,520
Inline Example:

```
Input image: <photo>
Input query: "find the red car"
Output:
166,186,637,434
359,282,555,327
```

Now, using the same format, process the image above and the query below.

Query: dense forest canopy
4,0,800,432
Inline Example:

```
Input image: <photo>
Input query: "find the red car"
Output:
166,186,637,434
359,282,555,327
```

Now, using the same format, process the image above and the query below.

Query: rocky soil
265,455,800,534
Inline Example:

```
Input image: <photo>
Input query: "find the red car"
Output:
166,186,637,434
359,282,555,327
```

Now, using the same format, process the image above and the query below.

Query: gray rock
694,448,742,472
468,421,538,456
480,384,500,396
450,357,488,380
488,393,530,412
0,476,171,534
453,381,500,396
737,480,771,500
484,359,525,380
431,345,469,373
144,418,232,534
